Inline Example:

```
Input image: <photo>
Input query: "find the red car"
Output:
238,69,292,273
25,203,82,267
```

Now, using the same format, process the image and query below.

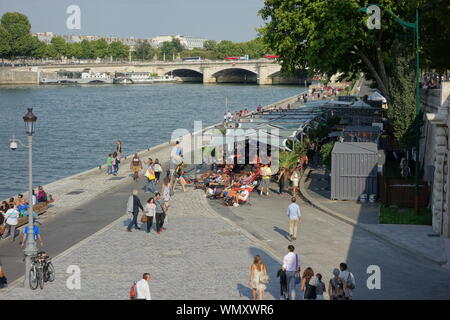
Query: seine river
0,83,305,200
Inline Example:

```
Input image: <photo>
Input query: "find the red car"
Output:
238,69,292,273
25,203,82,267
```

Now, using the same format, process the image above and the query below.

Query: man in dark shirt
127,190,144,232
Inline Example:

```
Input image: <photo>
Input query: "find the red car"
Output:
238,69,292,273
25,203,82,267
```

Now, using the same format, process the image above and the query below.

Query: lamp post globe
23,107,37,289
23,108,37,136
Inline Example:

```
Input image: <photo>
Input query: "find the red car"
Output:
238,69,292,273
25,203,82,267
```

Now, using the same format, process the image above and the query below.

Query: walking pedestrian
21,222,44,249
144,164,157,194
135,273,152,300
126,190,144,232
281,245,301,300
130,153,143,181
290,167,300,197
144,197,156,234
162,177,172,225
315,273,326,300
171,141,183,164
154,193,166,234
287,197,302,241
328,268,345,300
2,204,19,241
249,255,269,300
277,167,287,196
339,262,356,300
173,162,186,193
167,158,175,182
153,159,163,184
301,267,316,300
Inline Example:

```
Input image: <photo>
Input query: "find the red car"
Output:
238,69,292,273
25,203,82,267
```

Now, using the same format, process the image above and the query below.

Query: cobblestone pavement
1,190,292,300
208,184,450,300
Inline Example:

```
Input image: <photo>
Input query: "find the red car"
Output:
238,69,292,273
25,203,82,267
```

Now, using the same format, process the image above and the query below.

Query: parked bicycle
29,251,55,290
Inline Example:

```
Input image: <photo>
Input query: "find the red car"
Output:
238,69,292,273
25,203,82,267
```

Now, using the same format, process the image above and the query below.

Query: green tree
320,142,335,170
203,39,217,51
67,42,83,58
215,40,241,59
50,36,67,58
387,40,416,148
133,40,153,60
160,38,185,60
80,40,94,58
91,38,109,58
30,36,49,58
259,0,422,102
0,25,11,58
413,0,450,72
0,12,34,58
242,38,266,59
108,41,129,59
171,38,184,53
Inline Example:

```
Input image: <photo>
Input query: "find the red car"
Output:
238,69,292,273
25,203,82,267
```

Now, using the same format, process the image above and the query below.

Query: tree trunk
354,45,390,102
376,31,389,96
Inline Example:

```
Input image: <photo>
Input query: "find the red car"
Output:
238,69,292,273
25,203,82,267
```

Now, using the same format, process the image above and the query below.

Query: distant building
32,33,208,50
150,35,208,50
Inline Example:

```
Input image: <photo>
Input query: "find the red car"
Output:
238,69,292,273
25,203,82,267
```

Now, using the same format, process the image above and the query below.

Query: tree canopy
259,0,450,101
0,12,34,58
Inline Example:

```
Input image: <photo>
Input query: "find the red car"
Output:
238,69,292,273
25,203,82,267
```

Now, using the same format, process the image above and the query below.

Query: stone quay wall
0,68,38,85
421,82,450,237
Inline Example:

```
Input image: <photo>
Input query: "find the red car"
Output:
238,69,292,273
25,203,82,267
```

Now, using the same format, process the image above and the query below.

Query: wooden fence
379,175,430,208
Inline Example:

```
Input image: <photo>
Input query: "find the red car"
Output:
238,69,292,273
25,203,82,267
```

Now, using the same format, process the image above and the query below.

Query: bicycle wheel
46,262,55,282
29,267,38,290
38,269,44,290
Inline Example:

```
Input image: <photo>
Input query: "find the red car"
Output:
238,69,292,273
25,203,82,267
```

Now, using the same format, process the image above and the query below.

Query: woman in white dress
290,168,300,197
249,255,268,300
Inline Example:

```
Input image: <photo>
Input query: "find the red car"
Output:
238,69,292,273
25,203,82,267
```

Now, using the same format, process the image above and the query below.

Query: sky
0,0,266,42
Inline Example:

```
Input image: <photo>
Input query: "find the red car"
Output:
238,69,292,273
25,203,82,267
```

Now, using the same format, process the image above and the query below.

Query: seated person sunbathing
232,187,250,206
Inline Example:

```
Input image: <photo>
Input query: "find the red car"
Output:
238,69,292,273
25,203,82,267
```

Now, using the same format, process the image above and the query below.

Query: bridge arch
268,69,309,85
211,67,258,84
164,68,203,82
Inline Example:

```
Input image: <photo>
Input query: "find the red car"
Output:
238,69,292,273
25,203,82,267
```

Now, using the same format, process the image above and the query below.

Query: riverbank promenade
2,147,450,298
2,96,450,300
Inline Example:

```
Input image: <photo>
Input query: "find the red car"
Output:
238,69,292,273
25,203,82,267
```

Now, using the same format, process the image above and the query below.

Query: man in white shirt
338,263,355,300
170,141,183,164
136,273,152,300
282,245,300,300
287,197,302,241
2,205,19,242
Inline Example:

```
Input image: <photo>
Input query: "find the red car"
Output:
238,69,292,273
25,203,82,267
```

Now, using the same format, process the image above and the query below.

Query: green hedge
379,206,432,225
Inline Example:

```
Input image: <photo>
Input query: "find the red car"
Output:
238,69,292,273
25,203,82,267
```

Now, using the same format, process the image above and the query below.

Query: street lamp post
22,108,38,289
360,4,421,211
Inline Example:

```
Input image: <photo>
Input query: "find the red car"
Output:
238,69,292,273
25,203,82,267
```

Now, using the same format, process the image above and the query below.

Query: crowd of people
223,107,254,123
105,140,123,176
0,185,51,242
250,245,356,300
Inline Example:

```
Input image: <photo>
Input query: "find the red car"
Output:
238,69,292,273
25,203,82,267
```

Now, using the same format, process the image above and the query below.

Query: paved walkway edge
299,168,448,266
3,212,130,293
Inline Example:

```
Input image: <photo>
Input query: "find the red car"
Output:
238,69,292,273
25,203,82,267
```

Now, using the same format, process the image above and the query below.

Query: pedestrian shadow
273,226,291,241
236,283,253,299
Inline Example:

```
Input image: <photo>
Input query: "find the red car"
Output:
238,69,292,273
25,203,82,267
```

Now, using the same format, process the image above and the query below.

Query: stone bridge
38,60,308,85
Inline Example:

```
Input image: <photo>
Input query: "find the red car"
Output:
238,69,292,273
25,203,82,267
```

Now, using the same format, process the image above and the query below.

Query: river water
0,83,305,200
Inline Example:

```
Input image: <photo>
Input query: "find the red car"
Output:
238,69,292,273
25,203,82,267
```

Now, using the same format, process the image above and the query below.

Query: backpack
129,282,137,300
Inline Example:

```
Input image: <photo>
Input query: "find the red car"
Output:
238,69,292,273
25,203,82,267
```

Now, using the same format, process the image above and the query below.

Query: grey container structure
331,142,378,200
